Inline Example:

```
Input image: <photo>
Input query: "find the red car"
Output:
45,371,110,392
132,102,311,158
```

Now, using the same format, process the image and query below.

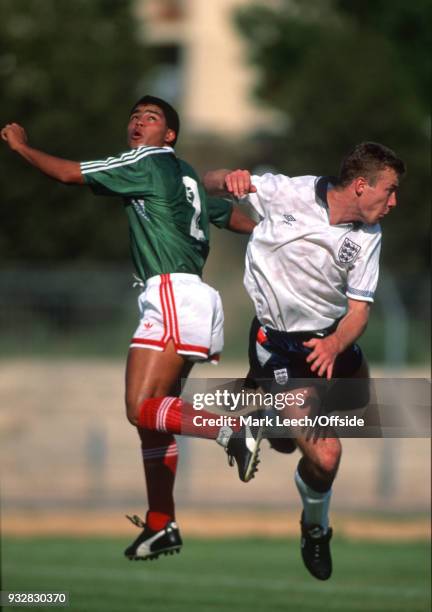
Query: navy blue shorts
247,317,369,411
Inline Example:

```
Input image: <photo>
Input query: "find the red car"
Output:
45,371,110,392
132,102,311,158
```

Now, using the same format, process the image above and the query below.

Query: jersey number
183,176,205,241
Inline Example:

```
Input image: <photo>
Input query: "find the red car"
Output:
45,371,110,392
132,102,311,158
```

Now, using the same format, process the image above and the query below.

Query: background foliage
236,0,431,273
0,0,429,362
0,0,147,261
0,0,430,272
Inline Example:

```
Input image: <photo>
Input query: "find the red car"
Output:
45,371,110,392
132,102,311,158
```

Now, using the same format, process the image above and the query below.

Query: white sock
216,426,233,448
295,469,331,532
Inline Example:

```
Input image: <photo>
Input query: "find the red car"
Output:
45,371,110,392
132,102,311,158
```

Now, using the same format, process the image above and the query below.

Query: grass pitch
1,536,430,612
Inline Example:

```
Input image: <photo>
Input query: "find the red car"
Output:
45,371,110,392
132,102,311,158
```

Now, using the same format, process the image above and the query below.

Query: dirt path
2,510,429,541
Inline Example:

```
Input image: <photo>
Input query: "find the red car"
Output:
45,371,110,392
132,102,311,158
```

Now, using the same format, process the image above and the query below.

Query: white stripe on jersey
80,146,174,174
80,146,159,170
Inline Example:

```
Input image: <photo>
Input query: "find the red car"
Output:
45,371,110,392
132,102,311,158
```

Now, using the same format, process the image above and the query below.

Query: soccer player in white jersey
1,96,258,562
204,142,405,579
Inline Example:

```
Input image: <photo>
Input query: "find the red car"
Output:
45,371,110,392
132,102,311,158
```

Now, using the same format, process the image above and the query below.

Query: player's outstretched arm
203,169,231,195
1,123,84,185
203,169,257,198
303,299,370,380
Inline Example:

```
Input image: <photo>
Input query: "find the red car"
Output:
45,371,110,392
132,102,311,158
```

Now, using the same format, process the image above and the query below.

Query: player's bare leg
295,356,369,516
273,386,338,580
286,361,370,580
124,342,245,559
277,385,341,523
124,341,193,560
128,342,193,512
126,341,193,425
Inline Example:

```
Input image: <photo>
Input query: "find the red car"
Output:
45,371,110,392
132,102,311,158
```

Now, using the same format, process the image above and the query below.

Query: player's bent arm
203,169,256,198
203,169,232,195
227,205,257,234
332,298,370,352
304,299,370,379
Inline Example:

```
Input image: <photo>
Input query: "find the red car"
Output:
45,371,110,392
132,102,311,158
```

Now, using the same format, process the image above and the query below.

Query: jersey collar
134,145,175,154
315,175,337,209
316,175,358,229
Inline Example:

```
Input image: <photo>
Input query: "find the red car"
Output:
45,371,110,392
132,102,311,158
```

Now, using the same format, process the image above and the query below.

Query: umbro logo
283,214,296,226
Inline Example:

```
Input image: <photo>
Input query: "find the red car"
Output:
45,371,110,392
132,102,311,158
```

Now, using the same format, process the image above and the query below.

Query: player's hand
1,123,28,150
225,169,257,198
303,335,342,380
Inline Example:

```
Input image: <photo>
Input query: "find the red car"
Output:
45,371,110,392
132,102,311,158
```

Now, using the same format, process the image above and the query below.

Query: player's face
127,104,175,148
359,167,399,224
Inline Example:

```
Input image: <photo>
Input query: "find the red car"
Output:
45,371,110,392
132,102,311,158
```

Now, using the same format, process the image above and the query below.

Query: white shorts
130,273,224,363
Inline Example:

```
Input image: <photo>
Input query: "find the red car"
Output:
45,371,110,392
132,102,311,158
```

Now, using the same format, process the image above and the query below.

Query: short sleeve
346,227,382,303
243,173,286,218
80,146,169,197
207,197,233,229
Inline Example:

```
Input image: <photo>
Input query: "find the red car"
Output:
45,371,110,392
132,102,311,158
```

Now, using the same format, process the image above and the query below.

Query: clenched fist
1,123,28,150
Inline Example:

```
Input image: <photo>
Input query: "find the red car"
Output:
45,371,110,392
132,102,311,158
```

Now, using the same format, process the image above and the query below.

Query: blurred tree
336,0,431,111
0,0,151,262
235,0,431,272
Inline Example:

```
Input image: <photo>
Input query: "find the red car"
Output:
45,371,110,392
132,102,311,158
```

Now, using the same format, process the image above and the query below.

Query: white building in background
135,0,279,138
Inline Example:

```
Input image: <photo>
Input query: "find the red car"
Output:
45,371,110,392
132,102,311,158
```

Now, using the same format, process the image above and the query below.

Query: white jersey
244,173,381,332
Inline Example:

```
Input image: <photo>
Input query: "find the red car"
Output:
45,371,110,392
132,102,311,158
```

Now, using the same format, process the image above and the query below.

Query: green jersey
80,145,232,280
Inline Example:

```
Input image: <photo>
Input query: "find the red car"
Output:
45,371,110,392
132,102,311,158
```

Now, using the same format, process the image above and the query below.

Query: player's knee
126,405,139,427
315,439,342,476
127,413,139,427
125,394,145,427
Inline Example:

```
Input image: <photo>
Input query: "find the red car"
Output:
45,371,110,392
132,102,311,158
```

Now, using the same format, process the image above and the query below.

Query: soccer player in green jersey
2,96,259,561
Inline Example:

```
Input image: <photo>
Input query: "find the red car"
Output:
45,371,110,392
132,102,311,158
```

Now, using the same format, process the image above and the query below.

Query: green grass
1,536,430,612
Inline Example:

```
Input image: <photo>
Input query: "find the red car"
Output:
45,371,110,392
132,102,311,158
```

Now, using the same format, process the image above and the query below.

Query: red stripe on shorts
161,274,176,344
159,274,170,343
166,275,181,345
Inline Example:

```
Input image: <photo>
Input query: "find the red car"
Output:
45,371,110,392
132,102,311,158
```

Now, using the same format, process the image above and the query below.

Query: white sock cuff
216,426,233,448
295,468,332,531
295,469,332,500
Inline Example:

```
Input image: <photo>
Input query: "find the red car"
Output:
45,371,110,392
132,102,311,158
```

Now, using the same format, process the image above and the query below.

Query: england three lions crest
338,237,361,264
274,368,289,385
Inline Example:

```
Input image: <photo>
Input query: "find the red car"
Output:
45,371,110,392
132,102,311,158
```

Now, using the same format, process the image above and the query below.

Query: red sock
138,397,240,439
139,429,178,527
146,511,173,531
